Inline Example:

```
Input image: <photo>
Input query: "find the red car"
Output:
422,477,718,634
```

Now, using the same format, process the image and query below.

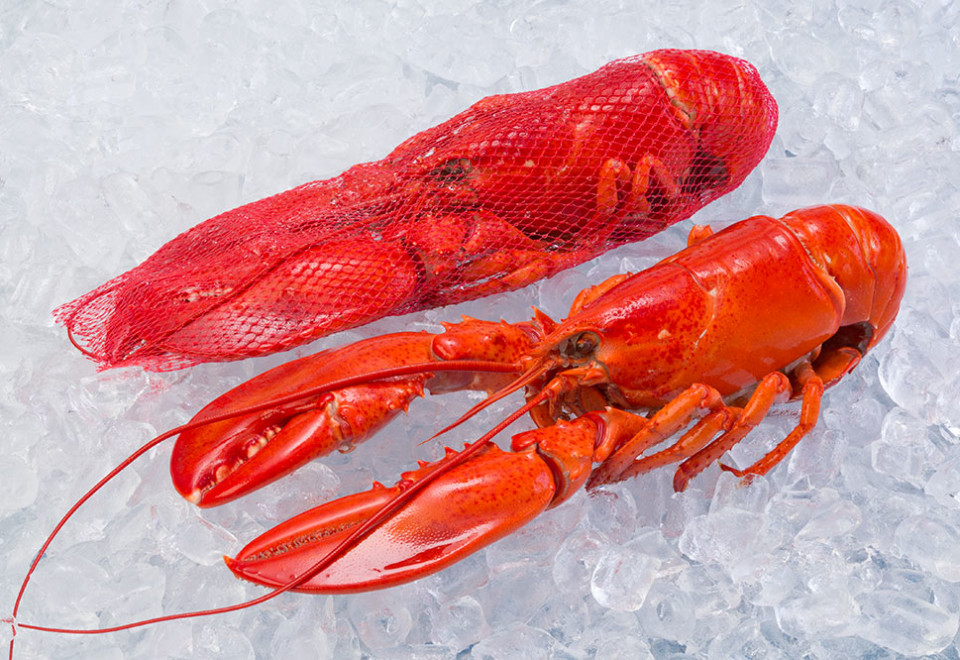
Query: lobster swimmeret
164,204,906,593
54,49,777,371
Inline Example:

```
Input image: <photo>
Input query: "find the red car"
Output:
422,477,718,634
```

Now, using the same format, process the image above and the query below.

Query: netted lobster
164,204,905,592
54,49,777,371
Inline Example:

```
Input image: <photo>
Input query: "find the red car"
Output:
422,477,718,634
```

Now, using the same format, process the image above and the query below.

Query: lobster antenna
7,425,178,658
4,357,524,657
6,378,558,655
183,358,525,426
421,360,554,445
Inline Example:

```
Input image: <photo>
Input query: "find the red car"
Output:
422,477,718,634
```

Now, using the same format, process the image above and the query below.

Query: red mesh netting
55,49,778,371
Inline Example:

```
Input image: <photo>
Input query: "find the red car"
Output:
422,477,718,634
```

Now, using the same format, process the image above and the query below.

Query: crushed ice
2,0,960,658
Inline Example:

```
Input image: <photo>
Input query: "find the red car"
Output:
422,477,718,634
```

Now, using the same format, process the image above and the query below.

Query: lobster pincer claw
171,334,435,507
224,444,556,593
225,414,601,592
171,320,538,507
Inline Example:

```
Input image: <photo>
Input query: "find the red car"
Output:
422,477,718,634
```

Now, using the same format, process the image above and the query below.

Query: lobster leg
673,372,792,491
720,362,823,480
596,155,682,219
172,319,538,506
586,372,794,492
686,223,715,247
719,331,868,481
708,332,866,483
610,409,740,478
403,210,594,303
586,382,731,489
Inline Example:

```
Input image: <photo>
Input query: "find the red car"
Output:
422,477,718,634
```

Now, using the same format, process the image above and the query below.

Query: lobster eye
569,331,600,357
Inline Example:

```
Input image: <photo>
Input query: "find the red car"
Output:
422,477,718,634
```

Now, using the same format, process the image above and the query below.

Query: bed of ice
2,0,959,658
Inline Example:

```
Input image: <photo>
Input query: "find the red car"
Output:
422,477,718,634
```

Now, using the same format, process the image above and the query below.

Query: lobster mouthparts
226,444,556,592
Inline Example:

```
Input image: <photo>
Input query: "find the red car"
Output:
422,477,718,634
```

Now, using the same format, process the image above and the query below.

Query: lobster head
533,267,713,416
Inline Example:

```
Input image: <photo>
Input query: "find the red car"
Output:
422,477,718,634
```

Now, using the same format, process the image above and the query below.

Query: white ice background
2,1,960,658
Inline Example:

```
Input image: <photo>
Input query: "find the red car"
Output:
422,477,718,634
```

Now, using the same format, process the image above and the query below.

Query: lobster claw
171,319,537,508
171,336,434,507
225,443,557,593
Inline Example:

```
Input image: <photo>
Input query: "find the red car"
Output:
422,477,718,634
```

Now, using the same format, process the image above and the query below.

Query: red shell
55,49,778,370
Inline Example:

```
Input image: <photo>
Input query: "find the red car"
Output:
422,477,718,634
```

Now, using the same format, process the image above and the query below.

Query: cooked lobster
164,204,906,593
54,49,777,371
8,204,906,654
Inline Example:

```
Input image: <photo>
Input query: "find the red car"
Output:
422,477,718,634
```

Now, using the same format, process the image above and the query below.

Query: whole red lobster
9,205,905,651
54,49,777,371
164,204,904,592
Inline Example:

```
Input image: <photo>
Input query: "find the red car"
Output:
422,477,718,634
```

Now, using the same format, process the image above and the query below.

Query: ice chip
595,632,655,660
347,591,414,651
871,406,942,486
856,589,959,656
795,498,862,541
877,346,942,423
468,622,557,660
0,455,39,515
637,580,698,643
552,529,608,593
678,509,765,569
894,515,960,583
591,545,660,611
812,73,864,131
432,595,488,650
776,583,860,638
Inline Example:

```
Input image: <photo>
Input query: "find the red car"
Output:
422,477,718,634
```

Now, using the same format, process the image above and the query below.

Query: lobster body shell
556,216,845,405
163,205,906,593
55,49,777,370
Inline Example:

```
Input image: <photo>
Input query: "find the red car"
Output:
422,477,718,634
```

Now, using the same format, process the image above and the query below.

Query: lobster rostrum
168,204,905,593
54,49,777,371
